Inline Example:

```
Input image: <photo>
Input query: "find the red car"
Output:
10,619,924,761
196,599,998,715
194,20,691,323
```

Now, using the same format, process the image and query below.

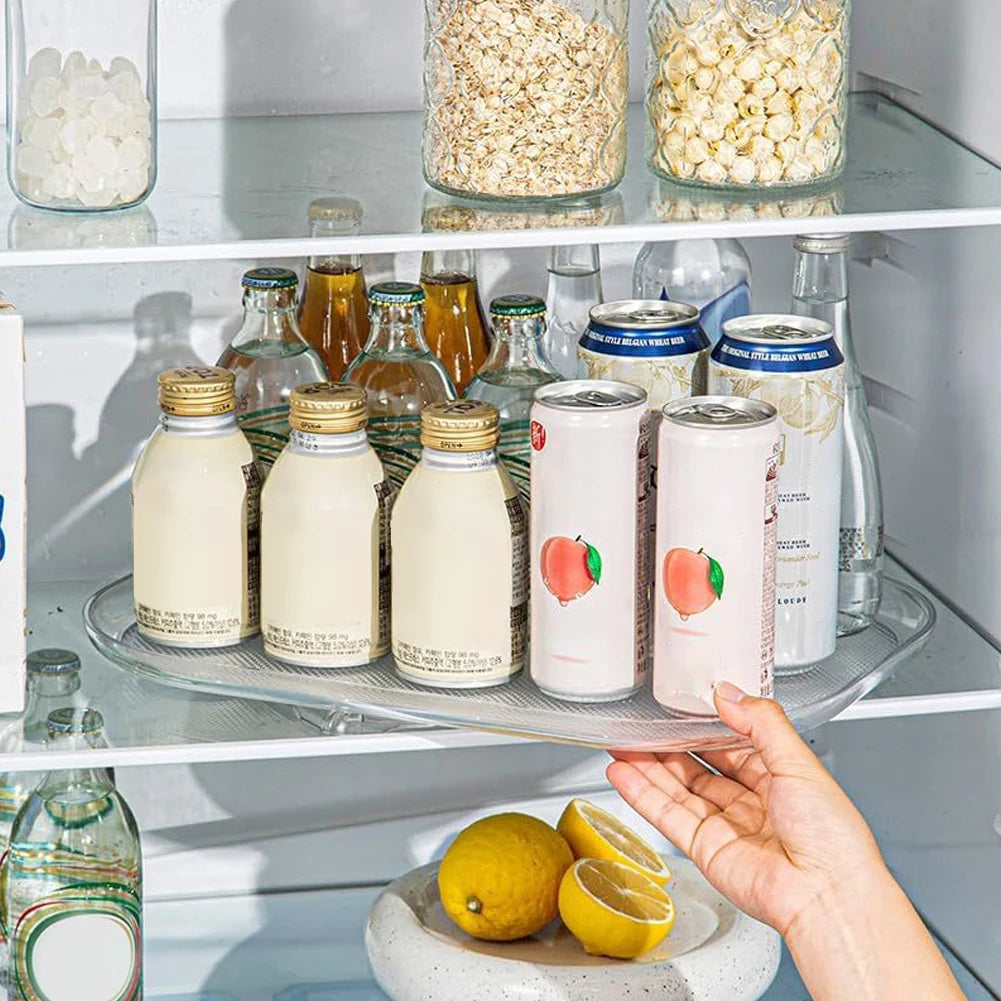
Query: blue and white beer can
579,301,710,411
709,315,845,672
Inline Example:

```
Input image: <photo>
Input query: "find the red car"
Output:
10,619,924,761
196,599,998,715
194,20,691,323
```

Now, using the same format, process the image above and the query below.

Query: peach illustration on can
541,535,602,607
663,547,724,620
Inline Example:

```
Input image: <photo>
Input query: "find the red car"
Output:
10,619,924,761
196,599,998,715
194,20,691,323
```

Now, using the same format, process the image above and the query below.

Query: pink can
654,396,780,715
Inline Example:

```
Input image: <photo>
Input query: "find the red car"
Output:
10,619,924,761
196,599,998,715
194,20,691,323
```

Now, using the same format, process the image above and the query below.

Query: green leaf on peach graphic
707,555,724,600
585,543,602,586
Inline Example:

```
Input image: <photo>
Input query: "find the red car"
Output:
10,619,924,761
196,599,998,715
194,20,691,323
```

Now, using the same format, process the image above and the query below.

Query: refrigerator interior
6,0,1001,996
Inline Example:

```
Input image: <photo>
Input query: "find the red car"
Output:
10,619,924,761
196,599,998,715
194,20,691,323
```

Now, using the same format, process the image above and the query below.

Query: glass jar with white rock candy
6,0,156,211
646,0,850,189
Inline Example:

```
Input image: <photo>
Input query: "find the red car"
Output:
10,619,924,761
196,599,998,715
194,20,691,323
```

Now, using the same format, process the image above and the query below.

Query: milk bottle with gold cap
392,401,528,688
131,366,261,647
261,383,392,667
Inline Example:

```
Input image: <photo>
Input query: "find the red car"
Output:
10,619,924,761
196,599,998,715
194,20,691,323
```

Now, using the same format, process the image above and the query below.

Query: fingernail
715,681,747,703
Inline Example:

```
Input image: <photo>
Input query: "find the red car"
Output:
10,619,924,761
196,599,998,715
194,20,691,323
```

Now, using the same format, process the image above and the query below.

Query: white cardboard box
0,303,26,714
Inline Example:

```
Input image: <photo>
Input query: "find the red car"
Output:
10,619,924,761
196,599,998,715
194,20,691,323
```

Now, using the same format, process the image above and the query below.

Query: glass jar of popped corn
424,0,629,201
6,0,157,211
647,0,849,189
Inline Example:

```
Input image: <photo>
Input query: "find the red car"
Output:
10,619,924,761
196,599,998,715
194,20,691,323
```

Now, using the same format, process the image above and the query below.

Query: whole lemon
437,813,574,941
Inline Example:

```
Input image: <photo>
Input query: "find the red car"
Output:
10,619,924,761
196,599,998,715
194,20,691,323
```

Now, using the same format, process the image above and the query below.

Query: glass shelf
2,93,1001,267
84,575,935,753
145,883,995,1001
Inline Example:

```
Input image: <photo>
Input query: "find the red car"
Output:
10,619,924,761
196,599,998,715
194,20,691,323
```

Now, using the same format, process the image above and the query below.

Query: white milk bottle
392,401,528,688
132,366,261,646
261,383,391,667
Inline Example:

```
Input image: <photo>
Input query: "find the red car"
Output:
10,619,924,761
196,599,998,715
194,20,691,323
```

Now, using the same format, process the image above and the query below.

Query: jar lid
308,197,363,224
421,401,499,452
491,294,545,317
158,366,236,417
242,267,299,290
370,282,425,305
47,707,104,737
794,233,852,254
27,648,81,676
290,383,368,434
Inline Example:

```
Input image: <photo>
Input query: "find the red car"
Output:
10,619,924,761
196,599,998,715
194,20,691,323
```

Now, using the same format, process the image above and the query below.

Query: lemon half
558,798,672,886
559,858,676,959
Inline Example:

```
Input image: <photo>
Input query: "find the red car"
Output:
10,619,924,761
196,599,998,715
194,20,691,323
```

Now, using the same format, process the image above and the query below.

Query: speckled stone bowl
365,857,781,1001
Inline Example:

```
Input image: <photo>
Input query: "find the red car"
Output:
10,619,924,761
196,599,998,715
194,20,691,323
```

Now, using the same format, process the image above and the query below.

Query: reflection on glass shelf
0,93,1000,266
144,884,995,1001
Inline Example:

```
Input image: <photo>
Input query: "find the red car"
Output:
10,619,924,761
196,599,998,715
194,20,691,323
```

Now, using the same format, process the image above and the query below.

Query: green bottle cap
47,707,104,737
369,282,426,305
27,648,81,676
491,294,546,317
242,267,299,290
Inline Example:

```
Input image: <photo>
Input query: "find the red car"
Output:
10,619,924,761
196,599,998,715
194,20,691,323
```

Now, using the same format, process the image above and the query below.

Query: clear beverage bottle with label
297,198,370,381
544,245,604,379
261,384,391,668
342,283,455,478
791,233,883,634
632,239,752,347
6,709,142,1001
465,296,561,424
217,267,328,471
420,249,490,393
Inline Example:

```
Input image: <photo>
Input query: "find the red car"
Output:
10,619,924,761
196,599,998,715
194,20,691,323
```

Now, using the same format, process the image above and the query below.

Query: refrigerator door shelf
84,575,934,753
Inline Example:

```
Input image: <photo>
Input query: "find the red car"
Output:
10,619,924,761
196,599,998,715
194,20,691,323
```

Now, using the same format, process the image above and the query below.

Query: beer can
709,315,845,670
530,380,650,702
654,397,780,715
578,301,709,410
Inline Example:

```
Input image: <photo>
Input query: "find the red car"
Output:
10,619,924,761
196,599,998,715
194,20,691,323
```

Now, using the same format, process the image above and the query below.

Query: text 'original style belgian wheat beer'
261,383,392,668
578,300,709,411
530,381,651,702
392,401,528,688
709,315,845,670
132,366,261,647
654,398,780,715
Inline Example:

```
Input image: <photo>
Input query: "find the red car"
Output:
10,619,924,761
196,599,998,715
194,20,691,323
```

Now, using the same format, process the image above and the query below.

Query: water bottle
632,239,751,346
791,233,884,634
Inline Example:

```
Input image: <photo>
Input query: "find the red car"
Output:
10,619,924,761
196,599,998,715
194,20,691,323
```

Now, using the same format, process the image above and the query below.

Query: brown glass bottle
298,198,370,381
420,248,490,394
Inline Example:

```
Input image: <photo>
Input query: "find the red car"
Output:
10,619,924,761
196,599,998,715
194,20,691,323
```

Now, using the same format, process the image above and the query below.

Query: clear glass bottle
466,296,561,425
297,198,370,382
6,0,157,210
392,402,527,688
544,246,604,380
791,233,883,634
342,282,455,474
23,648,82,745
216,267,328,472
646,0,849,189
6,709,142,999
633,239,752,347
261,384,391,669
420,249,490,394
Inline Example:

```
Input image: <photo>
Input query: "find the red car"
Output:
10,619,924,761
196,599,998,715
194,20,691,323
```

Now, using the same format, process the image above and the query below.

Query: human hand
607,682,887,940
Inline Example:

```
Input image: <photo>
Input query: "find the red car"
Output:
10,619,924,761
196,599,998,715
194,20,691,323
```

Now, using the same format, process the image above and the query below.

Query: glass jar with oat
647,0,850,189
424,0,629,201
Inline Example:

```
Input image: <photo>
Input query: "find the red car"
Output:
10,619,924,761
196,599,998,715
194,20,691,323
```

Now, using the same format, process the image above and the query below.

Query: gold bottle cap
421,401,500,452
290,382,368,434
158,366,236,417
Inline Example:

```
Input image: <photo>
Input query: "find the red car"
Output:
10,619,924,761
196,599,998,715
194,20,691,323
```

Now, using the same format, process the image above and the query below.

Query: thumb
714,681,821,779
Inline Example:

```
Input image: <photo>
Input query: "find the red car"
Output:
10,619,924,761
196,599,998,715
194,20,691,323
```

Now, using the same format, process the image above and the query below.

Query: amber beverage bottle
420,248,490,393
298,197,370,381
